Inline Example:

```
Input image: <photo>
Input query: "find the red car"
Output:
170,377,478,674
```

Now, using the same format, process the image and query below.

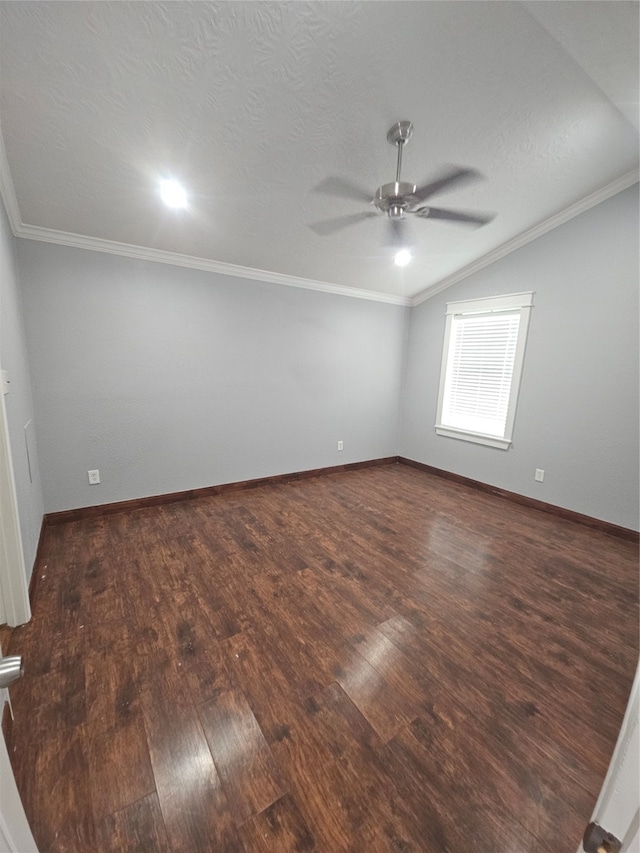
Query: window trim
435,291,534,450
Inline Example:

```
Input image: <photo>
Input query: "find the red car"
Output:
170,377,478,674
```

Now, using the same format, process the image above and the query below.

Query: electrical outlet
88,469,100,485
337,440,344,451
534,468,544,482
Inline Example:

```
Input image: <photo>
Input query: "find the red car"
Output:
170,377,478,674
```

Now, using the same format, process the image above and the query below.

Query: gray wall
0,199,44,580
400,184,640,531
10,184,640,531
18,241,408,512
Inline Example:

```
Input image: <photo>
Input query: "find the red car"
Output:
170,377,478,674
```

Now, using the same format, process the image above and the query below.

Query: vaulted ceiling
0,1,638,304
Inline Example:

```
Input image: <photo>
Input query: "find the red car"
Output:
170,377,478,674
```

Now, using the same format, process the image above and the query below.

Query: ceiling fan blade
416,206,495,227
309,211,378,236
413,166,483,203
314,176,373,204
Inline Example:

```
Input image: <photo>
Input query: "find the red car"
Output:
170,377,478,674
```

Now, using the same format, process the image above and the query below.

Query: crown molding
2,120,635,310
0,124,409,307
410,169,640,306
10,221,411,307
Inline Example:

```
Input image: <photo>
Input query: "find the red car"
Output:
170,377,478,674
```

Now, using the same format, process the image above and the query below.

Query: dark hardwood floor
3,462,638,852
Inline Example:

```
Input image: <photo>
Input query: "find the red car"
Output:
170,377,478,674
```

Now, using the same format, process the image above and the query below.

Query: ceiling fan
310,121,495,245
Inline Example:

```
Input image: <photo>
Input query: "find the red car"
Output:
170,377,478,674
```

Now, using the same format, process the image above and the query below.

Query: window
435,292,534,449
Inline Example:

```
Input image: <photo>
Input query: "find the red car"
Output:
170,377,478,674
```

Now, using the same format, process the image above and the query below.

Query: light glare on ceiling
394,249,411,267
160,179,187,209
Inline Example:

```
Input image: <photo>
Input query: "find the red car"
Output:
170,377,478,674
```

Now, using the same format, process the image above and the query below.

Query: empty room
0,2,638,852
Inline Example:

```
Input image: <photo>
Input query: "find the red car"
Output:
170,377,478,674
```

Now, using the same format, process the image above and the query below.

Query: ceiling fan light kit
394,249,412,267
311,121,495,251
159,178,188,209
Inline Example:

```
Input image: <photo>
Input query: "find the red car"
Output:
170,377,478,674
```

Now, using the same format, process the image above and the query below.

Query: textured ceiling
0,1,638,303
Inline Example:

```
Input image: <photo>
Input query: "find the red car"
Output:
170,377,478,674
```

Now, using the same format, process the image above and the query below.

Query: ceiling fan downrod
388,121,413,183
396,134,404,183
377,121,416,220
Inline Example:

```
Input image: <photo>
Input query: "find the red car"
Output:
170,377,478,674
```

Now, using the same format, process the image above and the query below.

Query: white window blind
441,311,520,438
435,292,533,449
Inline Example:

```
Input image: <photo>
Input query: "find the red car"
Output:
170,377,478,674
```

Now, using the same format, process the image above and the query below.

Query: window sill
435,425,512,450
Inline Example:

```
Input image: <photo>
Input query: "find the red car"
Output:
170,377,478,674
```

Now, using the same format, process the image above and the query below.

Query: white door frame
0,382,30,627
578,661,639,852
0,729,38,852
0,371,36,847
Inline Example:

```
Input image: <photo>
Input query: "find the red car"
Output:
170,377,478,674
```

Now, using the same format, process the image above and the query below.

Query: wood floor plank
141,664,242,852
31,727,96,852
273,680,432,852
95,793,170,853
223,630,302,746
9,649,86,745
86,713,155,821
295,567,380,641
4,463,637,853
154,577,235,702
199,687,287,825
238,794,316,852
84,636,144,734
331,643,419,742
268,685,377,849
248,574,337,696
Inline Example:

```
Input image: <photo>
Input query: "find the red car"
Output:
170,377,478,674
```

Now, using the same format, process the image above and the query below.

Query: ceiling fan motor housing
374,181,417,217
